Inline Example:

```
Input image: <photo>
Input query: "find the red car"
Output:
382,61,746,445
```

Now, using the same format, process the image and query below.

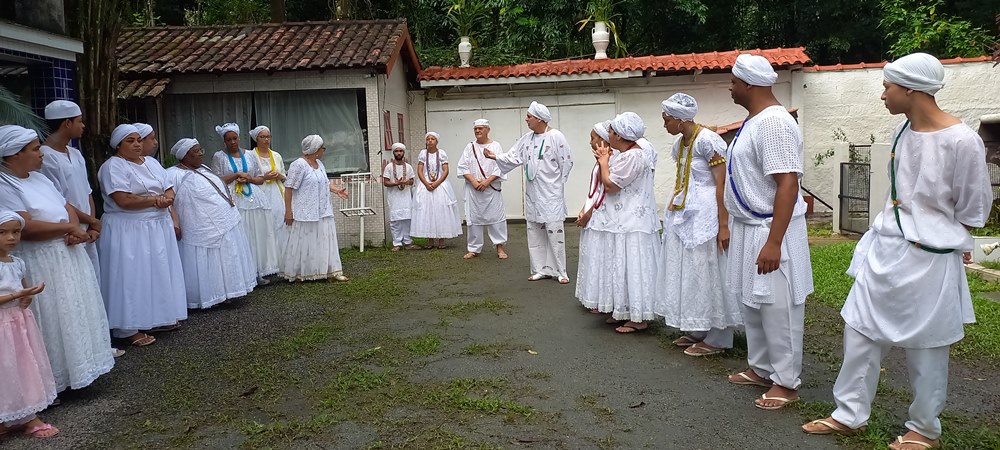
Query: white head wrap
215,123,240,139
132,123,154,139
593,120,611,142
391,142,406,151
0,211,24,229
473,119,490,127
110,124,140,149
170,138,199,160
883,52,945,96
661,93,698,121
44,100,82,120
610,112,646,142
0,125,39,158
527,101,552,122
425,131,440,141
249,125,270,142
732,54,778,87
301,135,324,155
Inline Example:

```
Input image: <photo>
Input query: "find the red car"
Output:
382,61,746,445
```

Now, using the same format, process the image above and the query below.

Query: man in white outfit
382,143,417,251
723,54,813,411
484,101,574,283
457,119,508,260
802,53,992,450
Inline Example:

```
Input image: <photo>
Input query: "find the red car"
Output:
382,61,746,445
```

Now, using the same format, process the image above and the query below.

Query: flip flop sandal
728,370,772,387
672,336,700,347
528,274,552,281
331,274,350,282
497,252,508,259
23,423,58,439
404,244,420,250
422,245,435,250
753,393,799,410
112,348,126,358
890,436,940,449
605,316,626,324
683,343,725,357
128,333,156,347
615,323,649,334
463,252,478,259
558,277,570,284
391,246,401,252
801,418,862,436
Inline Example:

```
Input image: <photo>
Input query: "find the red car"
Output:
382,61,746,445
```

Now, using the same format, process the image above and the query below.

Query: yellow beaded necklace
669,125,701,211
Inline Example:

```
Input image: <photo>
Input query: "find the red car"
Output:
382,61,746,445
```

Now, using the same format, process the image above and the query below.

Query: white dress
456,141,506,225
494,129,574,223
98,156,188,331
38,144,100,280
382,162,414,222
656,129,743,331
252,148,287,242
0,172,115,392
167,165,257,309
844,122,992,348
212,149,280,276
282,159,344,280
410,149,462,238
576,149,662,321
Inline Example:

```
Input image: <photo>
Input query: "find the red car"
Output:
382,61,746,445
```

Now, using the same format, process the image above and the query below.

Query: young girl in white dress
410,132,462,248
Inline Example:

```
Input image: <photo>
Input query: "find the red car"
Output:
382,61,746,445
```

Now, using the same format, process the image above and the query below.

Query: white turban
249,125,270,142
391,142,406,151
44,100,81,120
0,125,38,158
0,211,24,229
132,123,154,139
110,124,140,149
593,120,611,142
215,123,240,139
171,138,199,160
610,112,646,142
733,54,778,87
661,93,698,121
473,119,490,127
425,131,440,141
301,135,324,155
883,52,945,96
527,101,551,122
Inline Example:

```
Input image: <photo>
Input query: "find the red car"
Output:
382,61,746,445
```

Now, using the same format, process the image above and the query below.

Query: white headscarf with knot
249,126,270,142
0,125,38,158
110,124,140,149
132,123,154,139
733,54,778,87
593,120,611,142
661,93,698,121
171,138,199,161
215,123,240,139
391,142,406,151
527,101,552,122
425,131,440,141
611,112,646,142
883,52,945,96
301,135,324,155
0,211,24,228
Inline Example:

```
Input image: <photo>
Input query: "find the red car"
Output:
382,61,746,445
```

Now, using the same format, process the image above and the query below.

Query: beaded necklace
669,125,702,211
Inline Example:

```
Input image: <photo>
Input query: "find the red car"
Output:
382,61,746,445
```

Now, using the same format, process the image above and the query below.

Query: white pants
467,222,507,253
831,325,949,439
527,220,567,278
742,270,804,390
389,219,412,246
688,327,736,349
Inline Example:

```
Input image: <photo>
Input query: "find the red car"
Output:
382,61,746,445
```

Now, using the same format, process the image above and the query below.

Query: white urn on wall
592,22,610,59
458,36,472,67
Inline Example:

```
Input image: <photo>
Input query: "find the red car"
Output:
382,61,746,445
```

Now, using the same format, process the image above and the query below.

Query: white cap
44,100,82,120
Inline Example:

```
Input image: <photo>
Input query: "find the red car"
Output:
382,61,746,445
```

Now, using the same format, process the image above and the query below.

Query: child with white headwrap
0,211,59,438
410,131,462,247
281,135,350,282
803,53,992,450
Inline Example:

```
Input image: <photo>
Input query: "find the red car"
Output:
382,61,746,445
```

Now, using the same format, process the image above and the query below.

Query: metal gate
839,162,870,234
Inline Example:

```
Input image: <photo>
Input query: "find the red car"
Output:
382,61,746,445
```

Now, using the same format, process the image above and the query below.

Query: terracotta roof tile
419,48,810,81
802,56,993,72
117,78,172,99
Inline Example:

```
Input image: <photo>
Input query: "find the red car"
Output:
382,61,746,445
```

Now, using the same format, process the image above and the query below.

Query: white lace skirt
99,212,188,331
410,184,462,238
178,225,258,309
19,239,115,392
239,208,281,276
281,217,343,281
655,230,743,331
576,229,661,321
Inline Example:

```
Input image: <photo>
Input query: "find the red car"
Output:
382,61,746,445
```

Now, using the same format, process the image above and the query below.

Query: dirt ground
4,224,996,449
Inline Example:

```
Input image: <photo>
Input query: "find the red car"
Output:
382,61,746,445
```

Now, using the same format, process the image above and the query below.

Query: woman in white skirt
167,138,257,308
576,120,612,316
0,125,115,390
98,124,187,347
282,135,350,282
211,123,280,283
410,132,462,248
249,126,286,242
654,93,743,356
575,113,661,334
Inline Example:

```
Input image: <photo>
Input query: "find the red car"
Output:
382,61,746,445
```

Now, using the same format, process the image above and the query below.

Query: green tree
881,0,994,58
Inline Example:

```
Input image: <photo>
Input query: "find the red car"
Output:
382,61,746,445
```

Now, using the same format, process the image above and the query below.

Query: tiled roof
802,55,993,72
419,48,809,81
712,108,799,135
117,78,171,99
117,20,420,76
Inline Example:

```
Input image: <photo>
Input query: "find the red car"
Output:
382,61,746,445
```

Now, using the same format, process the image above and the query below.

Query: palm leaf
0,84,49,135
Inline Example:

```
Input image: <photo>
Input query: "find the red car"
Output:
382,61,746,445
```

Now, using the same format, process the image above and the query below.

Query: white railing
335,172,378,252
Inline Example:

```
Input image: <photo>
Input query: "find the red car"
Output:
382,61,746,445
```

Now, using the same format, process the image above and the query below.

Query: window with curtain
162,92,253,159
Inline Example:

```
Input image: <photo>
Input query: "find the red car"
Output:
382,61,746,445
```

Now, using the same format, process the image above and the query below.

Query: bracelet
708,157,726,167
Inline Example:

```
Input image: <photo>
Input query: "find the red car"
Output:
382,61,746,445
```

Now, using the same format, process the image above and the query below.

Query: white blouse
0,172,70,223
98,156,173,215
285,158,334,222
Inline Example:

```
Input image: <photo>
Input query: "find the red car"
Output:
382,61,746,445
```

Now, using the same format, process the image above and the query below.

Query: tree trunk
76,0,127,214
271,0,286,22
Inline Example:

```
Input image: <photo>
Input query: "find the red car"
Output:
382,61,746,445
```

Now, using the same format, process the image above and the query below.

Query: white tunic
38,145,92,216
0,173,69,223
724,105,813,308
456,141,506,225
285,159,335,221
588,149,659,235
494,129,573,223
664,128,727,247
382,162,414,222
211,149,269,211
252,148,287,230
166,166,242,248
843,122,991,348
99,156,172,214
